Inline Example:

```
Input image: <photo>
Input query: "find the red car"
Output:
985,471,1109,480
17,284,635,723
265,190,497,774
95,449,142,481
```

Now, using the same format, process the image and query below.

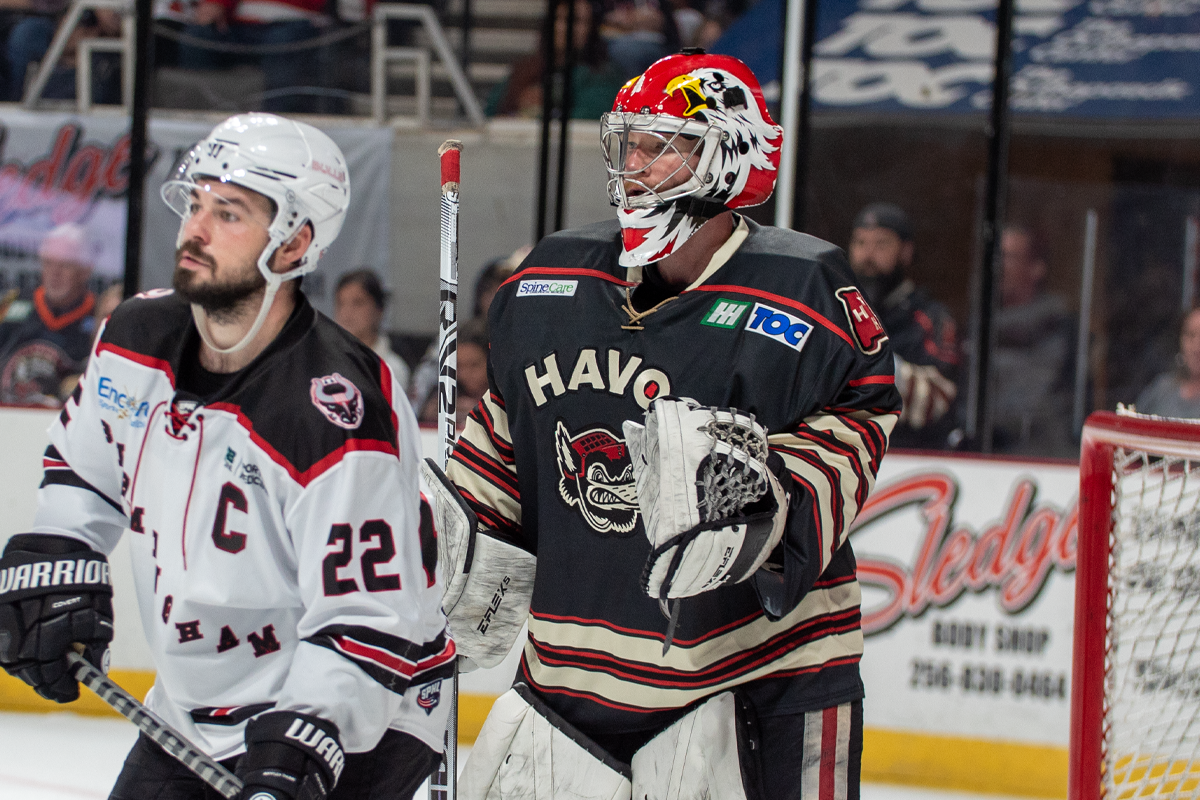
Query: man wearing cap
849,202,960,449
0,223,99,406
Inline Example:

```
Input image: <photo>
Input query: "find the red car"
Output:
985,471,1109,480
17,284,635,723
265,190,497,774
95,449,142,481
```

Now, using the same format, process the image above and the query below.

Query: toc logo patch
516,279,578,297
701,298,751,329
745,303,813,353
310,373,364,430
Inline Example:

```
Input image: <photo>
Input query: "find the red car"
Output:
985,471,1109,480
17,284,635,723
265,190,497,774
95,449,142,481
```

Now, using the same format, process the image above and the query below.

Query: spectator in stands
849,202,960,450
419,316,489,429
487,0,626,120
177,0,327,113
0,223,97,407
334,268,411,390
409,249,524,414
5,2,121,102
990,223,1076,455
599,0,679,77
1135,306,1200,418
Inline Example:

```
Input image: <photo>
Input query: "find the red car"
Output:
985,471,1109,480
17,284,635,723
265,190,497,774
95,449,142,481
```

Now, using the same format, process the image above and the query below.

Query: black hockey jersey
446,217,900,737
31,290,452,759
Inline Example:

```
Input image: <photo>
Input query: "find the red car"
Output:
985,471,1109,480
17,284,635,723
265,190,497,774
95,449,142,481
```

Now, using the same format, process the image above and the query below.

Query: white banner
856,452,1078,746
0,110,392,315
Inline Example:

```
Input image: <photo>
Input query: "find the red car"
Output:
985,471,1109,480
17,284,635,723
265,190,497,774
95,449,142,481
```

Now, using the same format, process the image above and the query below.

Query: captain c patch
836,287,888,355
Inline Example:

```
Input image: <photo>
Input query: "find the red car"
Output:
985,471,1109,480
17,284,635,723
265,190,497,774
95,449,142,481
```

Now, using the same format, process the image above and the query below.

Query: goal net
1072,410,1200,799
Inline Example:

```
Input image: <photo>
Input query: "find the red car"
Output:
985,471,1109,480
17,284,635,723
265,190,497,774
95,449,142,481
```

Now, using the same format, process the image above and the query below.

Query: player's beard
173,239,267,323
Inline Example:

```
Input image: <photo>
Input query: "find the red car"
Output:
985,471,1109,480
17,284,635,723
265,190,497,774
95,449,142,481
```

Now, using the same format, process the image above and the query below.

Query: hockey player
0,115,452,800
422,51,900,798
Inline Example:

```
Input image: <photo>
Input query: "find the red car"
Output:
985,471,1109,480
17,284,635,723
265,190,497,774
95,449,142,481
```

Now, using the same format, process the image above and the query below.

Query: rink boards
0,409,1078,797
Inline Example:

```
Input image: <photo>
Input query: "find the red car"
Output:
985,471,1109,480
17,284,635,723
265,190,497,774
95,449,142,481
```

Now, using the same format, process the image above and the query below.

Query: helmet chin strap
190,235,298,356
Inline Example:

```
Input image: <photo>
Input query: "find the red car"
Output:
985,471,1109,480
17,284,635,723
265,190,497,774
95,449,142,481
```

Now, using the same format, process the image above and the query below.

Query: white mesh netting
1107,446,1200,798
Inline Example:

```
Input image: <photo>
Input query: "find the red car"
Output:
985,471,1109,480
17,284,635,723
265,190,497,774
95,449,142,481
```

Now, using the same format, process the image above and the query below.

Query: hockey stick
66,651,244,799
429,138,461,800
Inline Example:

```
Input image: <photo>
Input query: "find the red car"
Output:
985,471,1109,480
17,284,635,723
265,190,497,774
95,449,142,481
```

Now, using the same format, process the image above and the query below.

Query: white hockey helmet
161,114,351,353
163,113,350,279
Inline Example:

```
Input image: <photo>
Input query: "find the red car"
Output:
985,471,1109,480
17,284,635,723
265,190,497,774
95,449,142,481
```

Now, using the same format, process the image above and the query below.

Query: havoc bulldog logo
555,420,640,537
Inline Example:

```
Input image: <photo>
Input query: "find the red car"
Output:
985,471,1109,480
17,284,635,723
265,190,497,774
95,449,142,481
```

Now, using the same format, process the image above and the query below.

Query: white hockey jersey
31,290,453,759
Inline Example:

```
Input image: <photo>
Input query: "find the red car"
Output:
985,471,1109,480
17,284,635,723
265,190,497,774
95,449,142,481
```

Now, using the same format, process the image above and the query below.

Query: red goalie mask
602,52,783,211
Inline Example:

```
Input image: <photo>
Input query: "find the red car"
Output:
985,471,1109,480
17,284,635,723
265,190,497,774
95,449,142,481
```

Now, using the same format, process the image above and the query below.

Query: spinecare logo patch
701,298,752,329
745,303,813,353
515,279,578,297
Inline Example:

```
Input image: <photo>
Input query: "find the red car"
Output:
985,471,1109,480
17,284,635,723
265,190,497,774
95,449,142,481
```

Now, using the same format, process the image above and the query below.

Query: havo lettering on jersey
525,348,671,409
745,303,813,353
97,376,150,427
516,279,578,297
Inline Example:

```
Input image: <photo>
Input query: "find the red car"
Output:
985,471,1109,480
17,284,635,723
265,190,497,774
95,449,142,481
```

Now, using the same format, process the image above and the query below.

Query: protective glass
601,112,719,209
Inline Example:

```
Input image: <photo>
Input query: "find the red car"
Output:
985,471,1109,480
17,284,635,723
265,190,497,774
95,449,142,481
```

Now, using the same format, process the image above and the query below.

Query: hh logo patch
310,373,364,430
516,279,578,297
418,680,442,715
745,303,813,353
836,287,888,355
702,299,752,329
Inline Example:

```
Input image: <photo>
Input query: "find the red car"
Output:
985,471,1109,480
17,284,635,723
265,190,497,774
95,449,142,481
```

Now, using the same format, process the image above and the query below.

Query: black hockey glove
0,533,113,703
236,711,345,800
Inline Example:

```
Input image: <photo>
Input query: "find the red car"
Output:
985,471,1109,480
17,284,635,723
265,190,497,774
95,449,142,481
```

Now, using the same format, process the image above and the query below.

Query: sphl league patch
310,373,364,429
836,287,888,355
417,679,442,715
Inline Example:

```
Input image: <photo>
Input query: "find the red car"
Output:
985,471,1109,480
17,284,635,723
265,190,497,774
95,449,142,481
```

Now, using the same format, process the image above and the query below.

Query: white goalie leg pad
421,459,536,669
631,692,750,800
460,684,633,800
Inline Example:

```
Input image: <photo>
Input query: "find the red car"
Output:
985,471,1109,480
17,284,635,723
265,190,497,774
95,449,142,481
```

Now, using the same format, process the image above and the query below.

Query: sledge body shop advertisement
854,451,1079,793
0,110,391,312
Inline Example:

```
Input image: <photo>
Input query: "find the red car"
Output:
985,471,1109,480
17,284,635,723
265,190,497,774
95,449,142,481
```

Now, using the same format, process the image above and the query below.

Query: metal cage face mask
601,113,723,209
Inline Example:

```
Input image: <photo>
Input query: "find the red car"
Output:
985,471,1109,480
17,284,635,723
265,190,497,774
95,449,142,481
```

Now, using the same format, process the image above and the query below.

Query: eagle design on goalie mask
555,420,640,537
605,53,783,267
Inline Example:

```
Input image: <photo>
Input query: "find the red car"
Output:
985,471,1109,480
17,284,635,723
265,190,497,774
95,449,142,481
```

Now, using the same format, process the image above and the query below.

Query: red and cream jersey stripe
769,406,896,573
521,577,863,712
447,391,522,537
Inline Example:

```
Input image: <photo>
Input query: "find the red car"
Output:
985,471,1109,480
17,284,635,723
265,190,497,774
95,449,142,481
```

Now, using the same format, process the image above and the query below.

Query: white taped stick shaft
67,653,243,799
431,138,461,800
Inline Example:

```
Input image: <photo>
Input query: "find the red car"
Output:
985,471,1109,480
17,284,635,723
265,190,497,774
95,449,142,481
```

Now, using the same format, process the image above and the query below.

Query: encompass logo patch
516,279,578,297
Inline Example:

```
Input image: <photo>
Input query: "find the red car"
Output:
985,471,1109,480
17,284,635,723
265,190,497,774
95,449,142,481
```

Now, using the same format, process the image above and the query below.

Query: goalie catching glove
0,534,113,703
623,397,788,601
421,459,535,670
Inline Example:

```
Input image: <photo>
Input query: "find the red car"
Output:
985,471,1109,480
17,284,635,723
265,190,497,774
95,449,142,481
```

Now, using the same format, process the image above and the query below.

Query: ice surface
0,711,1037,800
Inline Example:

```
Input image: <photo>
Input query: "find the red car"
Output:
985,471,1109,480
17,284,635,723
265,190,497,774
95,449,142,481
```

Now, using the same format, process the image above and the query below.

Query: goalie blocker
421,459,535,669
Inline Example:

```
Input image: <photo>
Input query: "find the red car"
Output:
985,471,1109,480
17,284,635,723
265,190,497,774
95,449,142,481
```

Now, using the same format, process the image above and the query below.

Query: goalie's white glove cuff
642,466,788,600
420,458,537,669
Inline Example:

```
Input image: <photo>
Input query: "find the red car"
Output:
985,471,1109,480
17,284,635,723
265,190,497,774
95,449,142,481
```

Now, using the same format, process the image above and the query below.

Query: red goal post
1072,410,1200,800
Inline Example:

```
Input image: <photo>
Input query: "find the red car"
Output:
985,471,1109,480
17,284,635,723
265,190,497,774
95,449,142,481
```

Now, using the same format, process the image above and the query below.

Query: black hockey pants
108,728,441,800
